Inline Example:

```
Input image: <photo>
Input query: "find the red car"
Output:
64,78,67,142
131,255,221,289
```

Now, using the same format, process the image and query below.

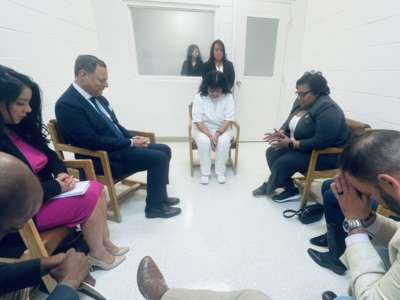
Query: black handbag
283,203,324,224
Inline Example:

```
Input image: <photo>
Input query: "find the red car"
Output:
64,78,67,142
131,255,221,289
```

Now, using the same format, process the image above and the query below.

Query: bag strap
283,208,304,219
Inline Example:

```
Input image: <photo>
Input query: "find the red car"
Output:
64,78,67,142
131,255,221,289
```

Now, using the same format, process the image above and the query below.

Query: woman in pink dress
0,66,127,270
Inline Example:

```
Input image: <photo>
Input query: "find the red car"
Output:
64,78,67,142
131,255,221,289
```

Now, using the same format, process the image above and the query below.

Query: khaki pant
162,288,272,300
0,289,29,300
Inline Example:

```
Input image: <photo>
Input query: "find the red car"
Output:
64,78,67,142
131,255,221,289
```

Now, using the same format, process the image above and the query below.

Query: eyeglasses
295,90,312,98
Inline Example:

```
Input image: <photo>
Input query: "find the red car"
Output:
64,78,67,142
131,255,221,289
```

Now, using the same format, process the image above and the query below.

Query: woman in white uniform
192,71,235,184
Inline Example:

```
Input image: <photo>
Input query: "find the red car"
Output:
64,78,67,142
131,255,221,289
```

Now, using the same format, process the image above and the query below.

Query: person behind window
180,44,203,76
202,40,235,91
192,71,234,185
0,66,127,271
252,71,351,202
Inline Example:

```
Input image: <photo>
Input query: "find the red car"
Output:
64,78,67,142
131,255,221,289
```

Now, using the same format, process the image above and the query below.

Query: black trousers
265,147,339,195
110,143,171,208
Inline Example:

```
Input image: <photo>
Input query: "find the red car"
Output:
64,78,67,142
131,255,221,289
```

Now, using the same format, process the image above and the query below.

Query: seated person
0,66,126,270
137,256,271,300
253,71,351,202
192,71,235,184
322,130,400,300
307,180,378,276
181,44,203,76
0,152,91,300
55,55,181,219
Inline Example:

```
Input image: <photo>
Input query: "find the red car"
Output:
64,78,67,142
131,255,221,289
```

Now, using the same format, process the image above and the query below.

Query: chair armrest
63,159,97,181
314,147,344,155
56,143,106,159
127,130,156,143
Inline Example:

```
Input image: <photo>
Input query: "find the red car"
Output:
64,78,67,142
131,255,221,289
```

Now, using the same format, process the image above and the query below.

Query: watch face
343,219,363,233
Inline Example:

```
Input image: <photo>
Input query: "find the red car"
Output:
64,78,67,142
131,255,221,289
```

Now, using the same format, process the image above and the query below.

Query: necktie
89,97,124,138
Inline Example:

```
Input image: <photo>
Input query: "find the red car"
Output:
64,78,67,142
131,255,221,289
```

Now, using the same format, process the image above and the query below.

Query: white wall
91,0,235,138
300,0,400,130
0,0,99,123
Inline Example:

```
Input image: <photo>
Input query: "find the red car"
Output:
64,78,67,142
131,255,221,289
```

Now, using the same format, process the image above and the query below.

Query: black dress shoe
307,248,346,275
252,182,268,197
271,188,299,202
310,233,328,247
145,204,181,219
322,291,337,300
163,197,180,206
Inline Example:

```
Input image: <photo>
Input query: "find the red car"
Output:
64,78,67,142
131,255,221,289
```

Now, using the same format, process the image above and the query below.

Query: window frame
124,0,220,80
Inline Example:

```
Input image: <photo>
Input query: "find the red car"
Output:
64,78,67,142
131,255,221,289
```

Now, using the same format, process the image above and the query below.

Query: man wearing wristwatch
322,130,400,300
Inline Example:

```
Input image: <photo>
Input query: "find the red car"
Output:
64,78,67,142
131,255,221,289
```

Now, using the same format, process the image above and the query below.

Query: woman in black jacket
0,66,126,270
202,40,235,91
180,44,203,76
253,71,351,202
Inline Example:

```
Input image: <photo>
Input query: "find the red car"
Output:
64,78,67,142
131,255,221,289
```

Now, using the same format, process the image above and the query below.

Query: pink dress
9,133,103,232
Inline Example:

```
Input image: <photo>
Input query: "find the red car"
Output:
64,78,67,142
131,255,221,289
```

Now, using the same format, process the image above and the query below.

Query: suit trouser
162,288,272,300
192,128,233,176
112,144,171,207
265,147,339,195
0,289,29,300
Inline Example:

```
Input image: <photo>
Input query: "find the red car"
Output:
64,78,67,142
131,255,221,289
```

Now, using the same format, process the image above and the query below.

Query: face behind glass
192,48,199,59
213,43,224,62
0,86,32,125
344,172,400,214
80,66,108,97
296,84,317,109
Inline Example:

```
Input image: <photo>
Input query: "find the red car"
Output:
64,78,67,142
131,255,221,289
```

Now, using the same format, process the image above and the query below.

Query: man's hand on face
331,172,373,220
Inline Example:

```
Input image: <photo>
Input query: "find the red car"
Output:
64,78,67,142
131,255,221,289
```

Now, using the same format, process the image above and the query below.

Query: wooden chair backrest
346,118,371,135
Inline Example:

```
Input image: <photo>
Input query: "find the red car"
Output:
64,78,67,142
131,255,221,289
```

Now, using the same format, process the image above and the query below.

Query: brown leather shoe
137,256,168,300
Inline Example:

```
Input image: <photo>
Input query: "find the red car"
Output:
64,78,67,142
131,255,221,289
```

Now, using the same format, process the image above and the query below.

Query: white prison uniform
191,93,235,176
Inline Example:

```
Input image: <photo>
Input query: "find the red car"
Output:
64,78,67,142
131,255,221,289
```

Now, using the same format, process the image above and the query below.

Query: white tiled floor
35,142,349,300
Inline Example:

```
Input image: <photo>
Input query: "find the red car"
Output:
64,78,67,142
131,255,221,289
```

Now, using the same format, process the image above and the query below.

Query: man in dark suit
0,152,90,300
55,55,181,219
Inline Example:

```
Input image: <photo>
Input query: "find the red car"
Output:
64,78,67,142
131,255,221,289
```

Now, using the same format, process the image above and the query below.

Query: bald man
0,152,90,300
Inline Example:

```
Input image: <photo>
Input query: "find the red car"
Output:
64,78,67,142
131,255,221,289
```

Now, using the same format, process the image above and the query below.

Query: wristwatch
288,140,294,150
342,219,364,233
216,130,222,135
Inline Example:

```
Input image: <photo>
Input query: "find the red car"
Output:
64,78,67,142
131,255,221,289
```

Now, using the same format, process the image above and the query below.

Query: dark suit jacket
0,133,66,202
202,59,235,91
55,85,133,153
280,95,351,152
181,60,203,76
0,260,78,299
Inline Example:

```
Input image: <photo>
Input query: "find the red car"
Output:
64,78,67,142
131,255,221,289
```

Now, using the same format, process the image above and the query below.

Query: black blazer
180,60,203,76
0,133,66,202
0,260,79,299
280,95,351,152
202,59,235,91
55,85,132,153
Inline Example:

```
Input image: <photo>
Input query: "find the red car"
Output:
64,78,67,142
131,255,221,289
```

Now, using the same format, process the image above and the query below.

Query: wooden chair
47,119,155,223
0,159,96,295
294,119,371,208
377,204,399,218
188,103,240,176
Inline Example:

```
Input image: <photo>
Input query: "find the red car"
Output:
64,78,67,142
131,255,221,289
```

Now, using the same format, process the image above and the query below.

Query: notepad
52,181,90,199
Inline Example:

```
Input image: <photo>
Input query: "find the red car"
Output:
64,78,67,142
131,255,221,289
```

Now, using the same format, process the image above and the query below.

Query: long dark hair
207,40,227,68
199,70,230,96
185,44,203,65
0,65,48,150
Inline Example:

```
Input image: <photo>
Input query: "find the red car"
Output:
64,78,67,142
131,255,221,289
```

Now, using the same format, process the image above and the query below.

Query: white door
233,0,291,141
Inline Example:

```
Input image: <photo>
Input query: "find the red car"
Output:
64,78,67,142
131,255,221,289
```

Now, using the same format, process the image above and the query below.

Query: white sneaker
217,174,226,184
200,175,209,185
